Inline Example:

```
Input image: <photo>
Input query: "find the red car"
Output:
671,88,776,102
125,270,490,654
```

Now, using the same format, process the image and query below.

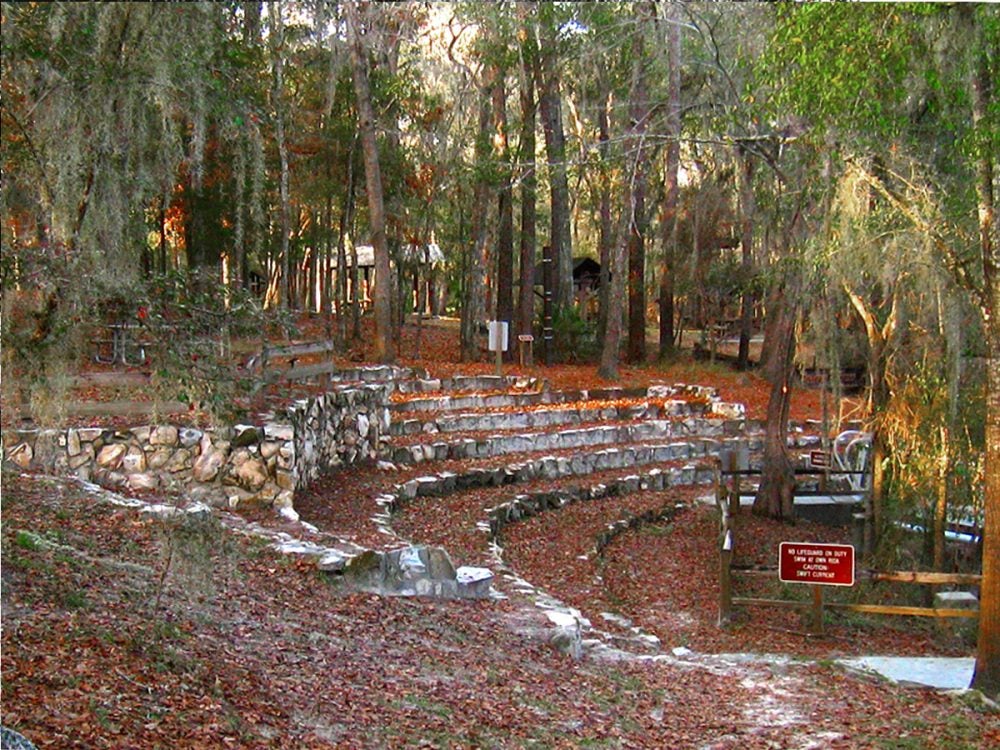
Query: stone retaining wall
1,385,387,510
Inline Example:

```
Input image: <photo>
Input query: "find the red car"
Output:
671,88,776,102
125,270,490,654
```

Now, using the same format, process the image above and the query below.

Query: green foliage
551,305,599,363
141,270,287,421
763,4,915,141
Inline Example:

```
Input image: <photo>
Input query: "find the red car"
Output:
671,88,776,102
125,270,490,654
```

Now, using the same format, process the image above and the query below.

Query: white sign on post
488,321,509,352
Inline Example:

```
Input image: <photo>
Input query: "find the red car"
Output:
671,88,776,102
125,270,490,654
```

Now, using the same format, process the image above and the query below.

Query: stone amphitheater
3,364,841,661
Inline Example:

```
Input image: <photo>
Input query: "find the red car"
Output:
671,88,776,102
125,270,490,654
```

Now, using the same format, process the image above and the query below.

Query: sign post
778,542,855,635
488,321,509,377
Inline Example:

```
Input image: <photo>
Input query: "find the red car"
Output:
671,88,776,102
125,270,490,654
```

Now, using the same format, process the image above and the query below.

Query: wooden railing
716,472,980,634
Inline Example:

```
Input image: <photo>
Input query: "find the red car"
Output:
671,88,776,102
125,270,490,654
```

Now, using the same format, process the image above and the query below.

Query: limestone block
66,430,82,457
263,423,294,442
121,446,147,474
127,473,159,491
260,441,280,460
422,547,457,581
165,448,193,473
275,469,295,490
415,476,441,497
235,457,268,491
68,445,95,469
131,425,152,444
934,591,978,609
229,447,252,468
255,481,281,503
150,425,179,446
192,448,225,482
7,442,33,468
77,428,103,443
147,447,173,470
96,443,127,469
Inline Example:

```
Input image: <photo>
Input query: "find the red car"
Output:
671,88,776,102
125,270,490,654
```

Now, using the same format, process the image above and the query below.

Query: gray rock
178,427,203,448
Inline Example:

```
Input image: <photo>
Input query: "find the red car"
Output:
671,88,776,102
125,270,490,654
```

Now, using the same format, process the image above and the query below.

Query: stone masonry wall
1,385,388,511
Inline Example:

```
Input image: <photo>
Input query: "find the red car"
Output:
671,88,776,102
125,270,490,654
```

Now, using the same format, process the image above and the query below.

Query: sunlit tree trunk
626,5,653,365
600,10,648,380
964,2,999,697
753,273,800,520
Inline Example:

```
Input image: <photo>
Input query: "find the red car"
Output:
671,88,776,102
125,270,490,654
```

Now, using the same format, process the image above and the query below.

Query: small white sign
488,321,509,352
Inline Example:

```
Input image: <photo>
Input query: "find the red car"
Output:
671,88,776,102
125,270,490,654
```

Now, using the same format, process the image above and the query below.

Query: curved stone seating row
389,382,737,417
482,463,715,541
389,384,662,414
373,437,747,531
382,417,748,466
388,397,730,437
390,374,544,395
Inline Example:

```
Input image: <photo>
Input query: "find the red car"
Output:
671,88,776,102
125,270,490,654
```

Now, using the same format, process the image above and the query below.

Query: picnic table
92,321,147,366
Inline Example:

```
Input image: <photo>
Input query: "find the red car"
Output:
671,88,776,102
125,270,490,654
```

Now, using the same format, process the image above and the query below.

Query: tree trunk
336,138,356,345
626,12,650,365
737,149,756,369
597,93,613,345
845,286,897,546
658,1,681,360
518,36,537,364
599,11,649,380
268,2,291,310
754,277,799,520
536,44,573,317
345,1,393,363
965,1,999,697
493,68,514,344
461,84,492,362
977,325,1000,695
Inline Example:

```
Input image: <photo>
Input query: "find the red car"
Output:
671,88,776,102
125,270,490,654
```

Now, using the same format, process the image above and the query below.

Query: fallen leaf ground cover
3,471,997,749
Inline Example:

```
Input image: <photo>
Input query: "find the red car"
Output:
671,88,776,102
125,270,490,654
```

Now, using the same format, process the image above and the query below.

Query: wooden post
726,451,740,515
811,585,825,635
495,345,503,377
719,530,733,627
715,461,724,509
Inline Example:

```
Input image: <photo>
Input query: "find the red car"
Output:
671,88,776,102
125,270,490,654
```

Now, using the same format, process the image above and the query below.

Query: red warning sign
778,542,855,587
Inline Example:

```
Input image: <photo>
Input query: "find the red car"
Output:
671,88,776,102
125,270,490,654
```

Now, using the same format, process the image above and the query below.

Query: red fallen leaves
7,471,997,748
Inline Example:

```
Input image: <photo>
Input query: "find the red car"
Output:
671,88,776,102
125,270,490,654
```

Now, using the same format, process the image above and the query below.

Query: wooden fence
716,469,981,634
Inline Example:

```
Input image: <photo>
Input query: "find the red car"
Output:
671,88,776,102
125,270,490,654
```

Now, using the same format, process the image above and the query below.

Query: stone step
376,438,745,521
389,384,700,414
281,363,427,385
388,399,718,437
382,419,748,466
483,463,715,541
389,374,545,395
